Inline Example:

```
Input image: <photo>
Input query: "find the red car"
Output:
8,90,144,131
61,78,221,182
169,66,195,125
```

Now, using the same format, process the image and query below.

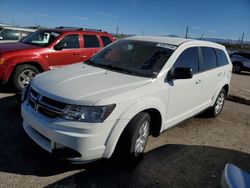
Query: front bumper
21,100,127,163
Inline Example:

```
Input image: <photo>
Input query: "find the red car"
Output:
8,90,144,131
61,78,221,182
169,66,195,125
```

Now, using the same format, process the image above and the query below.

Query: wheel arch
211,83,230,106
7,61,45,81
103,99,165,158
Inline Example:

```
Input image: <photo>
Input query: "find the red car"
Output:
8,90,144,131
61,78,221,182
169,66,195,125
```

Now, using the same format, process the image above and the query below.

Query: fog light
53,142,65,149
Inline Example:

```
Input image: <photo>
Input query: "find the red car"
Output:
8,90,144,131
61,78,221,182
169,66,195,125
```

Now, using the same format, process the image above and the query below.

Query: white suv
21,36,232,163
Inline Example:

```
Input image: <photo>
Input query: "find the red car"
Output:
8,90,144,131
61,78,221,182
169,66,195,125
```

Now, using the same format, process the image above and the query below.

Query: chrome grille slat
38,99,64,112
27,88,66,119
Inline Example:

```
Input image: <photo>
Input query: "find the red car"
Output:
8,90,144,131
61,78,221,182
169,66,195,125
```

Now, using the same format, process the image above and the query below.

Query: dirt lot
0,85,249,188
229,72,250,104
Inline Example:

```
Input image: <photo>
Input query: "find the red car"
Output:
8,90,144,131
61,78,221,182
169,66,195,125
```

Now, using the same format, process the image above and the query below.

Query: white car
21,36,232,163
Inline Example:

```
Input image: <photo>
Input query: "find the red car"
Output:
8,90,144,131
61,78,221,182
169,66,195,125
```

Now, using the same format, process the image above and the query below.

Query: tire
114,112,150,163
207,88,226,117
233,63,242,73
12,64,40,91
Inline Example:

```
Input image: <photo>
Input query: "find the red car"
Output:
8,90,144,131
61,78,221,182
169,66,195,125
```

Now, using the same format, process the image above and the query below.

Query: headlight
61,104,116,123
0,57,5,65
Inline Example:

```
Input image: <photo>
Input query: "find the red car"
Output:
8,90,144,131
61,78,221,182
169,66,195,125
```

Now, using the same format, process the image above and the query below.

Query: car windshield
20,30,61,47
86,40,175,78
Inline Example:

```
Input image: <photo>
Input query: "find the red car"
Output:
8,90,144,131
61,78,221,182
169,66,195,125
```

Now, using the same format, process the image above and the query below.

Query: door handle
196,79,202,84
73,52,80,55
218,72,223,76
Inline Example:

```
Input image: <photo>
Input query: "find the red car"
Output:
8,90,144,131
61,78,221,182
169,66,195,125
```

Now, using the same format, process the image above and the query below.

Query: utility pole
115,26,119,35
200,33,204,40
185,26,189,38
240,32,244,46
11,13,14,26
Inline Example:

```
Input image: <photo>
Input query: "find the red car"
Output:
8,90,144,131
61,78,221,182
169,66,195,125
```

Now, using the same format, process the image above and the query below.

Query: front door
48,34,81,69
165,47,203,128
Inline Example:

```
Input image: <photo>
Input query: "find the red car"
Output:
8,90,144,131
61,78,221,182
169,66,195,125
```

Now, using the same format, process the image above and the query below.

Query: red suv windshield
20,30,61,47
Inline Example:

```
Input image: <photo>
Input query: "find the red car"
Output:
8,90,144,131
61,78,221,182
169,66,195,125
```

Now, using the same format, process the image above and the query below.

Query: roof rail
82,28,102,32
55,26,81,30
55,26,103,32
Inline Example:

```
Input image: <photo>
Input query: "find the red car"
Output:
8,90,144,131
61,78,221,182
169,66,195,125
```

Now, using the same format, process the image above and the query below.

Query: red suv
0,27,114,90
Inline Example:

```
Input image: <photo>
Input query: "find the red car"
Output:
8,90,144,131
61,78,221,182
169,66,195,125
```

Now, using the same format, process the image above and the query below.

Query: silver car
0,24,36,43
230,52,250,73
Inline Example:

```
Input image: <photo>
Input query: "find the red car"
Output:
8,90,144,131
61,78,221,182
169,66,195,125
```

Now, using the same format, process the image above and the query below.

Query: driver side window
173,47,199,74
56,34,80,49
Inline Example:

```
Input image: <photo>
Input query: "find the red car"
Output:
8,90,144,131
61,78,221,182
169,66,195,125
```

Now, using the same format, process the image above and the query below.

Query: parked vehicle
0,27,114,90
0,24,36,43
221,163,250,188
230,51,250,73
21,36,232,163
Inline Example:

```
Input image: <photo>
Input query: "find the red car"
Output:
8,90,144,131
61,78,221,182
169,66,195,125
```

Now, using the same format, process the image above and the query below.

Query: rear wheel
114,112,150,162
12,64,40,91
207,88,226,117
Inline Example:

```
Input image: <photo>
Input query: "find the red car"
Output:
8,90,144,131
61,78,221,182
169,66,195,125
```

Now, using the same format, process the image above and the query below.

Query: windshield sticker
156,43,177,50
50,32,60,37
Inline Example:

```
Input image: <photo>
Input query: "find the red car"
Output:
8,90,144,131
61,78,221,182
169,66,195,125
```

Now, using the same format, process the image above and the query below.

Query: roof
126,36,193,46
125,36,223,48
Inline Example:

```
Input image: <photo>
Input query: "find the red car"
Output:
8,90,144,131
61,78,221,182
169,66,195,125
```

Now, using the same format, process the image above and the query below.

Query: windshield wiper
84,59,95,64
97,64,135,75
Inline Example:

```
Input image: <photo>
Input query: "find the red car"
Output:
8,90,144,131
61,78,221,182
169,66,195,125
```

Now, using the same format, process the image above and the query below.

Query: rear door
48,34,81,68
166,47,203,126
199,47,225,105
81,34,101,62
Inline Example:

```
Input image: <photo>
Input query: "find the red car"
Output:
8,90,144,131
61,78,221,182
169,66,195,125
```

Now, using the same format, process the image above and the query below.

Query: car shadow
45,145,250,188
0,84,16,94
234,71,250,76
0,95,249,187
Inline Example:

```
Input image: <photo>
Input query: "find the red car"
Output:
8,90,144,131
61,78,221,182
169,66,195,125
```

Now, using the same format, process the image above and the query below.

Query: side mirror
170,67,193,79
54,42,67,51
54,45,63,51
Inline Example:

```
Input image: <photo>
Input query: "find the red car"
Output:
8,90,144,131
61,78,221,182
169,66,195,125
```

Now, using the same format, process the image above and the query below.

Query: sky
0,0,250,40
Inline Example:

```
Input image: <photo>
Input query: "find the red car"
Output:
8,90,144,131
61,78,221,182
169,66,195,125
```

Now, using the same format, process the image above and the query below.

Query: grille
28,88,67,119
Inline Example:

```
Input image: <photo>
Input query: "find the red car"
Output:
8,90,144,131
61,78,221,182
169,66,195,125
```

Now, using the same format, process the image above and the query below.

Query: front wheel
12,64,40,91
114,112,150,162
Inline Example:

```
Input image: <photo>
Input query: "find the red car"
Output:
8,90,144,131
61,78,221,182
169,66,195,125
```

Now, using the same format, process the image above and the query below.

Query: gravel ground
229,72,250,103
0,86,249,188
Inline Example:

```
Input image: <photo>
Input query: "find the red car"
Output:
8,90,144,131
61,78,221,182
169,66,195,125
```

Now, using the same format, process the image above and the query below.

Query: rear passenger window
215,49,229,66
173,47,199,74
101,36,112,46
83,35,100,48
201,47,217,71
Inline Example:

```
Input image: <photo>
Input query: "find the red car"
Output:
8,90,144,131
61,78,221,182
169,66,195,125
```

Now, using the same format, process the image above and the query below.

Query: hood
32,63,152,105
0,42,41,53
